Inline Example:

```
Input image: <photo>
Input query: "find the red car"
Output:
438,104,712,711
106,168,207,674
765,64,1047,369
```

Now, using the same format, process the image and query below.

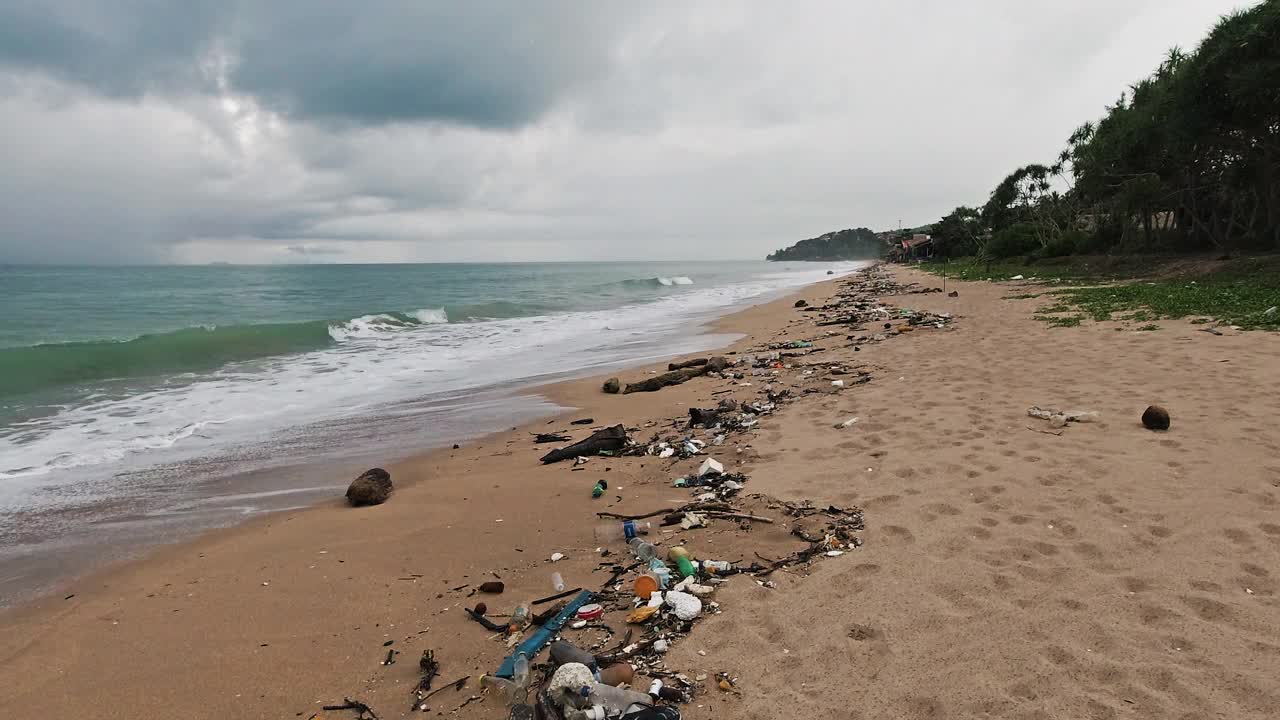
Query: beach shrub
987,224,1040,258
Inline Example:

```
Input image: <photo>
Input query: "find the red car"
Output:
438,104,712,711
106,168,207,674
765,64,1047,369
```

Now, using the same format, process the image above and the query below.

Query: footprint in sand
1188,579,1223,593
1224,528,1254,545
1180,595,1234,623
846,623,884,641
1121,576,1152,593
881,525,915,544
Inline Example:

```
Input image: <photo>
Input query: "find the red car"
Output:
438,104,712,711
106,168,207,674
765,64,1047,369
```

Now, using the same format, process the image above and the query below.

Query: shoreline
4,265,1278,719
0,265,862,609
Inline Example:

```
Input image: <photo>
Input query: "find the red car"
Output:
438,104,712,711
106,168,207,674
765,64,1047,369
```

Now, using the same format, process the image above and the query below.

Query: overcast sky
0,1,1249,264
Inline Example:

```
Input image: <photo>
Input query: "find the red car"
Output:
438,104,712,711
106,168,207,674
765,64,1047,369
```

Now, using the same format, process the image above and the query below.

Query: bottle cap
576,603,604,621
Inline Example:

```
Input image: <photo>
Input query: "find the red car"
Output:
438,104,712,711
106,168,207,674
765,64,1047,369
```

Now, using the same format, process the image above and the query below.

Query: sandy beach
2,265,1278,720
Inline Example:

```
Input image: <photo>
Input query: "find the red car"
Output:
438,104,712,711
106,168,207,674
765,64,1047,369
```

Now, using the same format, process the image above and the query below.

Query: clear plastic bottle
702,560,733,574
508,602,532,634
647,558,672,588
551,572,565,592
585,683,652,716
592,520,652,542
628,537,657,561
480,654,530,705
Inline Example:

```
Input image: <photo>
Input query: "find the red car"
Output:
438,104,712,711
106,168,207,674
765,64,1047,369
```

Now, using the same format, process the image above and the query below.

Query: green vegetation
923,255,1280,329
928,1,1280,259
1136,324,1162,331
1036,314,1084,328
1048,276,1280,329
767,227,882,261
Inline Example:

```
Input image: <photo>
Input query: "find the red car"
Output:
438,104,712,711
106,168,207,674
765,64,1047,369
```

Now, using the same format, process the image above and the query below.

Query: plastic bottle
583,683,652,716
549,640,598,670
702,560,733,575
647,558,672,588
551,572,565,592
509,602,532,634
628,537,657,561
593,521,652,542
591,480,607,499
480,654,530,705
648,679,683,702
671,554,696,579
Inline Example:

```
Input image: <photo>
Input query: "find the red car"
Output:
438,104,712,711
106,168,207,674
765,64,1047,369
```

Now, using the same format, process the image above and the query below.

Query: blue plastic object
495,590,594,678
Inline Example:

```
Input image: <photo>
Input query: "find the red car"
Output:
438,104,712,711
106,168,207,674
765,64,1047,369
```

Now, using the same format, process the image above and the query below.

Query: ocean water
0,260,862,603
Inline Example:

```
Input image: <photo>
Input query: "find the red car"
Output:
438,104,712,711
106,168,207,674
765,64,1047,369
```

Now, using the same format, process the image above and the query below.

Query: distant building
891,233,933,261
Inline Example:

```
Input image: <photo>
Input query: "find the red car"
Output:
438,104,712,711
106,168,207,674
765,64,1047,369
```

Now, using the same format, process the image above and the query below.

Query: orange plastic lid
633,574,659,599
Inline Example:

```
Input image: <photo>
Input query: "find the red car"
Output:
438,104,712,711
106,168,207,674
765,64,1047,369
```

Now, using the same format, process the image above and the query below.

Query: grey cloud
0,1,1251,264
0,1,629,129
0,1,223,97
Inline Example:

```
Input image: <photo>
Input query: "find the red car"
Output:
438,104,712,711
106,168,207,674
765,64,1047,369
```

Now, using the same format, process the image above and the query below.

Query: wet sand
2,266,1278,720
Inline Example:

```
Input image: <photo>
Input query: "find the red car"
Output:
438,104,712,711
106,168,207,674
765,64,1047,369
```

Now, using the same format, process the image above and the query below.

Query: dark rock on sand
346,468,393,506
1142,405,1170,431
603,377,620,394
794,299,808,308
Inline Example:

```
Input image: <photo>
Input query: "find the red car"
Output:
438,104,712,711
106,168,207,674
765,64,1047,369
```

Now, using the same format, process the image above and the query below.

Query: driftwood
532,587,583,606
704,511,774,524
688,407,721,427
318,697,380,720
596,507,677,521
624,357,729,394
539,425,628,463
668,357,709,371
532,432,571,444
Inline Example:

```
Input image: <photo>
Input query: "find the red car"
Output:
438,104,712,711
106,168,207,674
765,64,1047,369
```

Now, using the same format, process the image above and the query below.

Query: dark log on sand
668,357,709,371
539,425,628,463
624,356,730,394
688,407,721,427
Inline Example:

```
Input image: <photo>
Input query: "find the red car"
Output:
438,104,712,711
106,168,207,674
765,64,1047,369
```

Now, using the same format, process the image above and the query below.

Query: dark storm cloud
0,0,223,97
0,1,1252,264
0,1,623,128
228,3,620,128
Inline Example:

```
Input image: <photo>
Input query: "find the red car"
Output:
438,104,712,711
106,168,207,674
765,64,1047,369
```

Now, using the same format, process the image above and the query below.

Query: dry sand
2,266,1278,720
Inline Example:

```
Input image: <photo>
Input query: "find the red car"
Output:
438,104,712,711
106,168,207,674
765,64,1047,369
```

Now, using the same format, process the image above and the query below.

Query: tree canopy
767,227,883,261
930,0,1280,259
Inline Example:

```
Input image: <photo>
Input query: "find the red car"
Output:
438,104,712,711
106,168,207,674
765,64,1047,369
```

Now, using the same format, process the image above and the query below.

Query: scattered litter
1028,406,1100,428
835,416,859,429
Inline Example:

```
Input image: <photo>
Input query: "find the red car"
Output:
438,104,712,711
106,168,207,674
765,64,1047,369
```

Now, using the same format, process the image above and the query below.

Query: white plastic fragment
548,663,594,698
697,458,724,478
835,416,859,429
665,591,703,620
